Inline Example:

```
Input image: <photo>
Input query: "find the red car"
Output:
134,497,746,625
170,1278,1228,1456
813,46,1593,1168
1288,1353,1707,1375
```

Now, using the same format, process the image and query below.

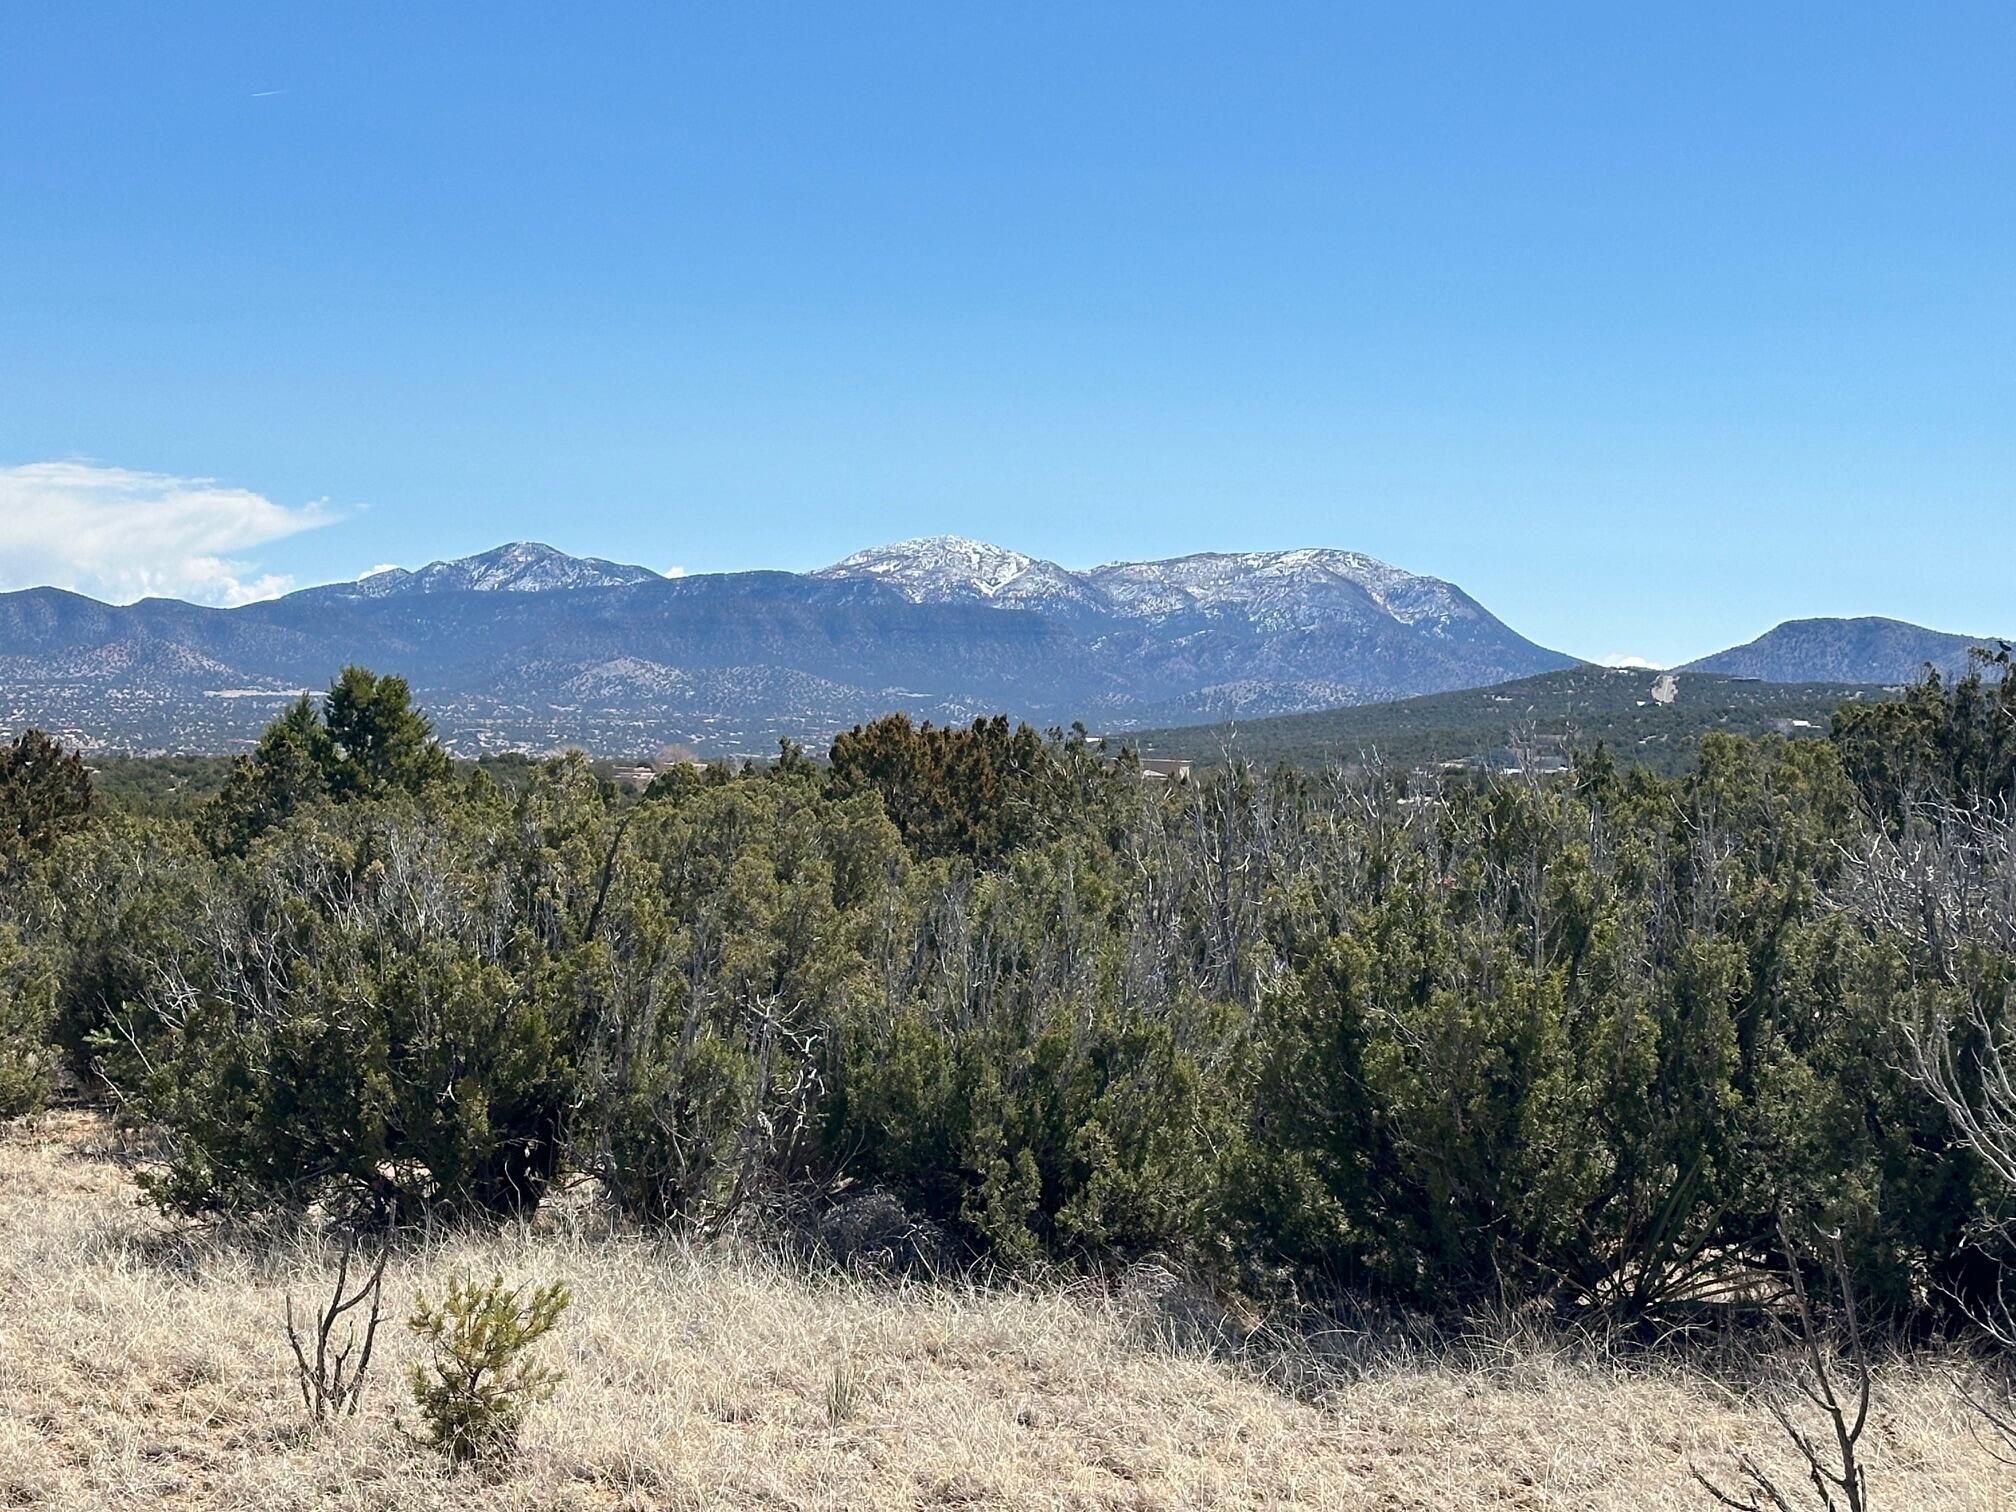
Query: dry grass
0,1112,2005,1510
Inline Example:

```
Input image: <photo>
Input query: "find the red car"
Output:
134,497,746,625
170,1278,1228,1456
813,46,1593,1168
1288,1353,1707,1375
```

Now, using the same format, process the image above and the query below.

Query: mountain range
0,538,2000,756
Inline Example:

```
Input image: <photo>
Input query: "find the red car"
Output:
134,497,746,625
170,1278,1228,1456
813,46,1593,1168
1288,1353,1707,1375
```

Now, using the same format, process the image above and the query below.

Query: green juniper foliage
406,1274,572,1463
1,671,2012,1330
1832,644,2015,821
0,927,59,1116
202,667,452,856
0,729,93,867
0,729,97,1109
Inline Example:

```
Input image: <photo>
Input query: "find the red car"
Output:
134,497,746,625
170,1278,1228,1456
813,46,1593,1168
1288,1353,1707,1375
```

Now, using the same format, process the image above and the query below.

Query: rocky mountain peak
811,536,1505,636
327,542,664,598
0,531,1584,753
818,536,1038,593
1085,548,1481,631
814,536,1112,618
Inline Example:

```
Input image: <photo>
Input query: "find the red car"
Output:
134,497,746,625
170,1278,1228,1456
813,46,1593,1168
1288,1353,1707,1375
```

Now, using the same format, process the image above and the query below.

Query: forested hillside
1129,665,1891,775
1683,615,2009,683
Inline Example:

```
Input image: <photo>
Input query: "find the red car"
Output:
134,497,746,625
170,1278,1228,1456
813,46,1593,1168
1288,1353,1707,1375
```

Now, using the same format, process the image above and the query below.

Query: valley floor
0,1112,2003,1511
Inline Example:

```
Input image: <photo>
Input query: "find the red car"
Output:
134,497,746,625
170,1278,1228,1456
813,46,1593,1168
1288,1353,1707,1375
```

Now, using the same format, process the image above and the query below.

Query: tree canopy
202,668,452,855
0,729,93,865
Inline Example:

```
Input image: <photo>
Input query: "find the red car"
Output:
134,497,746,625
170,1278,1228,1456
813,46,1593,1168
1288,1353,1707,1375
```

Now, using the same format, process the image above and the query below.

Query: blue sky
1,4,2009,665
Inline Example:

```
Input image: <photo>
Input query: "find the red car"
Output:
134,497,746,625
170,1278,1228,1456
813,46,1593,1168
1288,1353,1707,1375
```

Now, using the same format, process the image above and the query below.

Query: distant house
1482,732,1573,775
1128,756,1193,784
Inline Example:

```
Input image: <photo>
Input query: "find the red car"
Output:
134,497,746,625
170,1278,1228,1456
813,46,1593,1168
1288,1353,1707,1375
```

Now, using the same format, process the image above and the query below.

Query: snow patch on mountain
822,536,1038,595
328,543,662,598
818,537,1488,638
0,533,1582,752
814,536,1114,618
1088,549,1482,633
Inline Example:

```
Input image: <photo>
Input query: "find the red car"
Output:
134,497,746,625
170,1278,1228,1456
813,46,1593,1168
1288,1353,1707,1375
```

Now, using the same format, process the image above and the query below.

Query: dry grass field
0,1111,2005,1511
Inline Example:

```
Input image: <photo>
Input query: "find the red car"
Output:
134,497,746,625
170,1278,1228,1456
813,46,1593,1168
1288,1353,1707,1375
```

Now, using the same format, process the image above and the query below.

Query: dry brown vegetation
0,1113,2005,1511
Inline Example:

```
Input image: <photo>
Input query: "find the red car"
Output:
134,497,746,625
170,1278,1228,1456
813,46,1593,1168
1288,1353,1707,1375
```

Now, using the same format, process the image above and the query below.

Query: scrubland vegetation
1,651,2013,1506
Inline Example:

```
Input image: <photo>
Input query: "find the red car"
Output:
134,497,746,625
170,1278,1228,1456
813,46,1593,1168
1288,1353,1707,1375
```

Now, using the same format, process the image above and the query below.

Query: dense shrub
570,773,908,1222
34,813,211,1072
0,729,93,866
1833,645,2014,819
0,927,59,1116
113,777,595,1219
4,673,2010,1333
202,668,452,856
0,728,98,1104
1219,741,1963,1313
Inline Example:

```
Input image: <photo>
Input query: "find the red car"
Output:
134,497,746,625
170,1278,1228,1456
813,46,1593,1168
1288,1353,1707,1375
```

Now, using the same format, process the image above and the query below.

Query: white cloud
1597,654,1664,670
360,563,403,579
663,564,687,578
0,460,337,606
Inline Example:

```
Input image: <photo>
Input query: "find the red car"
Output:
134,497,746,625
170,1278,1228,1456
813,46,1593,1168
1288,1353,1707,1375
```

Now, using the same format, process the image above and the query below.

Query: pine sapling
405,1273,572,1464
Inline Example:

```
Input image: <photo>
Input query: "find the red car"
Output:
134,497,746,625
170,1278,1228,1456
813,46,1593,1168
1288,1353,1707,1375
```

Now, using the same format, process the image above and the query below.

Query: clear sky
1,4,2009,666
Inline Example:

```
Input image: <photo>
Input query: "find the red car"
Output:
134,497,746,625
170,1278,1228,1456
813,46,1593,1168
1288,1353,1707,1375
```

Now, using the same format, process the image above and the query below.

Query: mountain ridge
5,538,1998,758
0,536,1574,754
290,541,665,601
809,535,1499,635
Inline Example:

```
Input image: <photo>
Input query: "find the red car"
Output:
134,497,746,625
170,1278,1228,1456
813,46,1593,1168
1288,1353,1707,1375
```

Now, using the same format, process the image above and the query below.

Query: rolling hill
1682,616,2008,684
1122,665,1894,776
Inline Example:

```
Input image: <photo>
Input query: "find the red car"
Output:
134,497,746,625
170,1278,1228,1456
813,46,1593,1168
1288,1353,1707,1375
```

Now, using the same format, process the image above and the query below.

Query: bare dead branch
285,1227,390,1425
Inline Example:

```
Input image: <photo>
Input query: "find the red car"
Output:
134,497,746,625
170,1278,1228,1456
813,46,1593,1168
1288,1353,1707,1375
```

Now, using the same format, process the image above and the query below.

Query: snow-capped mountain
317,542,664,599
0,536,1581,754
1086,548,1491,635
813,536,1115,619
819,537,1514,641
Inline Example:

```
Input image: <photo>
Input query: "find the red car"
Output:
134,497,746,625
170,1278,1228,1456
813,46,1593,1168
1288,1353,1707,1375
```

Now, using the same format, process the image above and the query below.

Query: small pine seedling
405,1273,572,1464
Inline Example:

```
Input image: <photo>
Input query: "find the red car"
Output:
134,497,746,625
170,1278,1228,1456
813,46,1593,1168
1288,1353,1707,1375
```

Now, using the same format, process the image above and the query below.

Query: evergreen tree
200,696,339,855
0,729,94,864
1833,646,2015,818
323,667,453,798
201,670,452,855
828,713,1053,859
